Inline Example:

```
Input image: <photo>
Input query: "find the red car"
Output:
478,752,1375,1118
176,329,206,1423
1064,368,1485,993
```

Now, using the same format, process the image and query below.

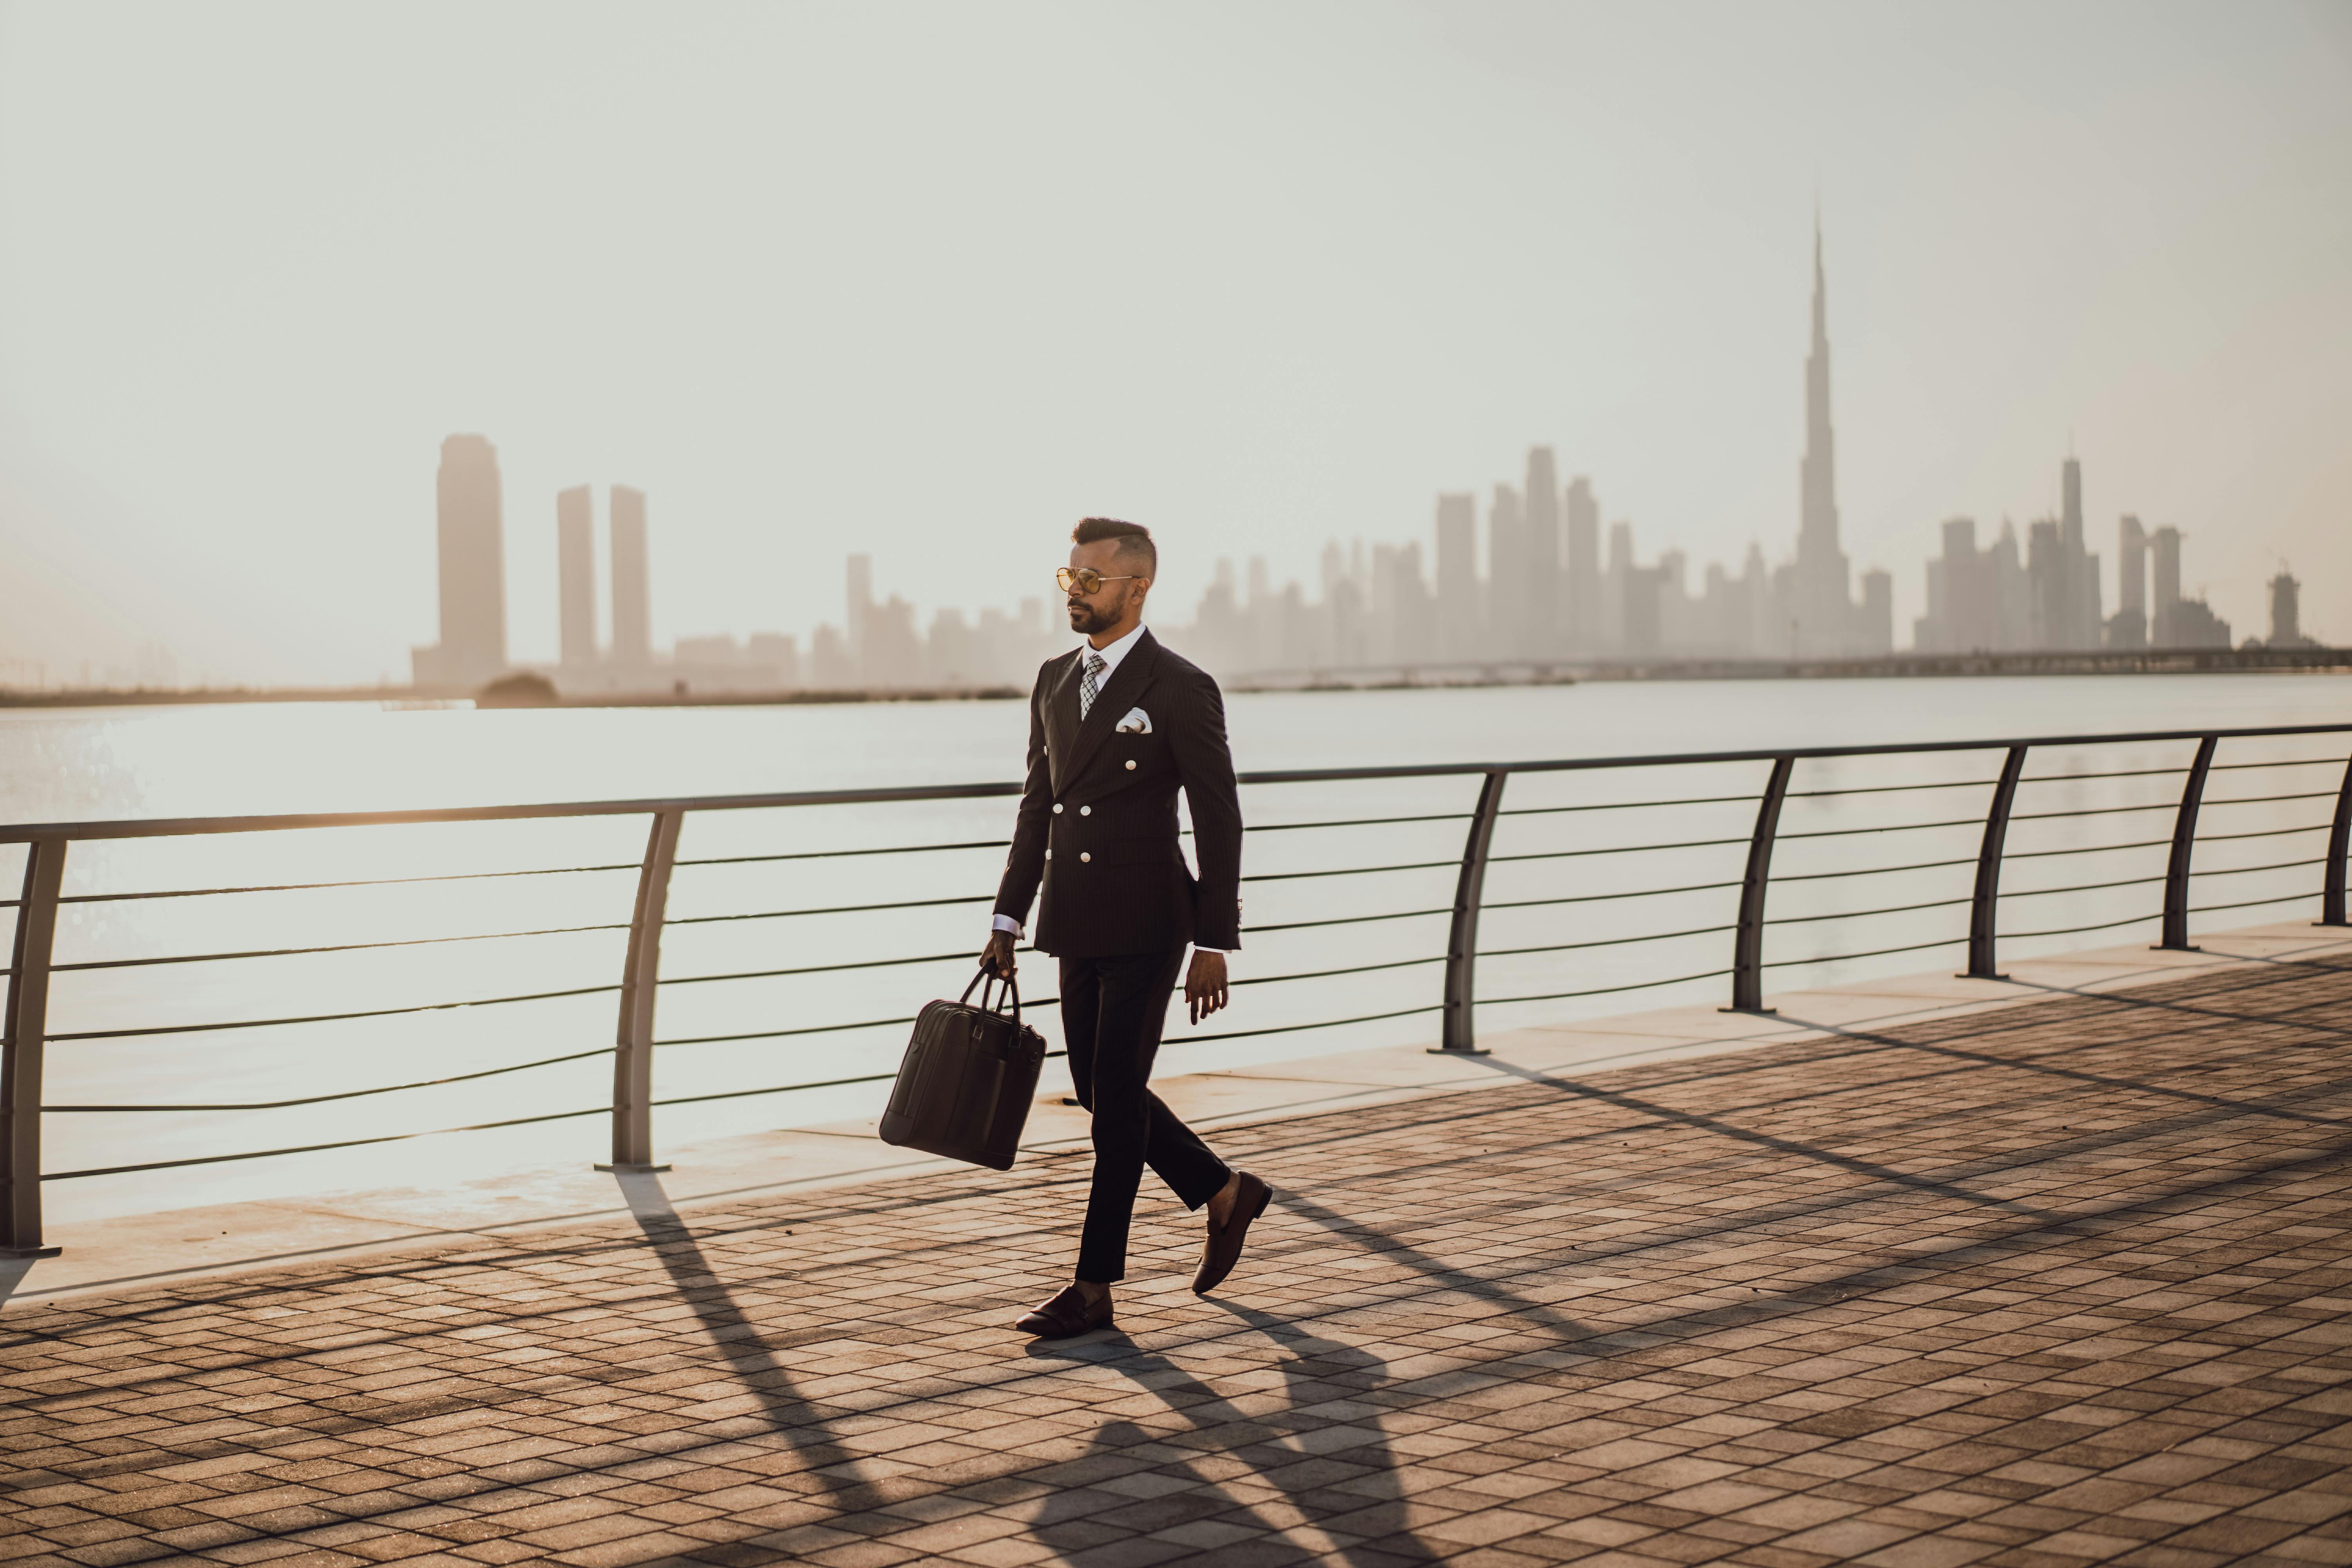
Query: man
982,517,1272,1339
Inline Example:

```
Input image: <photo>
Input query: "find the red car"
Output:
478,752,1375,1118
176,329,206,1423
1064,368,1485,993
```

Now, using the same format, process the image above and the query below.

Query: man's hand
1185,950,1229,1024
982,930,1017,979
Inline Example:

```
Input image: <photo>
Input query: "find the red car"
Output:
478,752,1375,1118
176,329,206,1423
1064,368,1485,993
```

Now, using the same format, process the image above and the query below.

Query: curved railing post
601,810,682,1173
1964,746,2029,979
1433,769,1507,1055
1724,757,1795,1014
2320,752,2352,928
2158,736,2217,952
3,839,68,1258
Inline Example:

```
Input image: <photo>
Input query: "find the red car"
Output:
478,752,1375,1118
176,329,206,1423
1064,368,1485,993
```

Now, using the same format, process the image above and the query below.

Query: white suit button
1079,805,1091,816
1052,803,1063,814
1045,849,1053,861
1125,759,1136,770
1079,851,1091,863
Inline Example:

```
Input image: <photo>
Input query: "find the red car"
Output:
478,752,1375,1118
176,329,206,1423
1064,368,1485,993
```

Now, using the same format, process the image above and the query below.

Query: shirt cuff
991,914,1024,938
1194,945,1232,954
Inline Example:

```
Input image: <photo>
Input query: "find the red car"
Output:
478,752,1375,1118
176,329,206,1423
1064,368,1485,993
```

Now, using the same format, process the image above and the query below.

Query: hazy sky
2,0,2347,683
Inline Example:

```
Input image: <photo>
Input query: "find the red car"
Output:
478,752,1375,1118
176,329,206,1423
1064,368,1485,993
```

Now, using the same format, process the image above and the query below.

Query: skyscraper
1523,447,1560,657
410,434,508,687
1434,492,1479,659
1564,478,1599,652
2111,515,2147,648
2149,526,2182,644
610,485,652,668
1486,484,1525,657
2269,571,2310,648
557,485,597,668
1793,220,1852,654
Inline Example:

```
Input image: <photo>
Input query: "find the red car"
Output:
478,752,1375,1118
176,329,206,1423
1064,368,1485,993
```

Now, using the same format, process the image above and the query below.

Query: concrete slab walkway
3,933,2350,1565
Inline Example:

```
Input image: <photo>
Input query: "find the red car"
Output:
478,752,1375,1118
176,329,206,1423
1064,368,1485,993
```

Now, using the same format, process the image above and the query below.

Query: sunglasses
1056,567,1144,595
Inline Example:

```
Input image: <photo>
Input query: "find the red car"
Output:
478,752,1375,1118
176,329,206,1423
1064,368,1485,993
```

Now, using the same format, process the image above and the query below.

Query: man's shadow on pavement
1020,1301,1438,1565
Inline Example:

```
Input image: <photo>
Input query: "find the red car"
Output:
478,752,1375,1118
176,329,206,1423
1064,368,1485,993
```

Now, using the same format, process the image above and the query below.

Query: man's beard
1067,599,1116,636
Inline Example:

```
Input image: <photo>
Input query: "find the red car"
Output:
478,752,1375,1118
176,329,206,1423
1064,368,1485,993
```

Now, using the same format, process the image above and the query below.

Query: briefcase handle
959,962,1022,1027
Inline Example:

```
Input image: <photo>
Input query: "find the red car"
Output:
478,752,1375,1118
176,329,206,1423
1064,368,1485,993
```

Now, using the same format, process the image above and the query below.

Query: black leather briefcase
878,965,1048,1171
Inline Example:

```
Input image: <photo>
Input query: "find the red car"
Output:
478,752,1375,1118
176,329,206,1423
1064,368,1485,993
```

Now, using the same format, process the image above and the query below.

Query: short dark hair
1073,517,1156,577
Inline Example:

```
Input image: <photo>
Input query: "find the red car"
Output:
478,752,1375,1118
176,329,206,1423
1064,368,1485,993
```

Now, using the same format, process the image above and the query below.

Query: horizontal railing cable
1764,935,1963,968
1477,923,1735,958
1479,967,1735,1007
40,1103,617,1181
56,862,643,905
2018,766,2185,785
2200,790,2340,807
43,1045,614,1112
2199,821,2332,844
1998,872,2167,899
1776,817,1986,840
1237,906,1453,934
1998,909,2158,942
676,839,1005,867
2191,891,2321,916
1241,858,1459,883
2187,854,2325,879
665,893,994,926
2009,800,2179,822
655,1015,923,1048
1488,835,1751,864
1765,895,1973,926
48,982,621,1042
1176,1004,1444,1045
662,949,995,987
1243,811,1471,833
1771,855,1978,883
1786,776,2001,799
1501,792,1759,816
1481,878,1744,910
2002,837,2173,861
1227,955,1445,988
49,921,633,973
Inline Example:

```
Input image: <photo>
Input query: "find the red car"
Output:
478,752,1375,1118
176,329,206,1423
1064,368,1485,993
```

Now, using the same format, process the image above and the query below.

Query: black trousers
1060,949,1232,1282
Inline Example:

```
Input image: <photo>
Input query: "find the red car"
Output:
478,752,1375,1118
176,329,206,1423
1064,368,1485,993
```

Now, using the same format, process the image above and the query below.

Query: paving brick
6,958,2352,1564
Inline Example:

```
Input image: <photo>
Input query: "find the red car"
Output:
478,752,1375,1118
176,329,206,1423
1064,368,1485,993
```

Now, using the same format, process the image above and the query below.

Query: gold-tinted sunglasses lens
1057,567,1102,593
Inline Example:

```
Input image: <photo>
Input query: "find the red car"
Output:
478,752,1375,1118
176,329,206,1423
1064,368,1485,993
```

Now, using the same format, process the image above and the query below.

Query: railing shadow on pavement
3,721,2348,1258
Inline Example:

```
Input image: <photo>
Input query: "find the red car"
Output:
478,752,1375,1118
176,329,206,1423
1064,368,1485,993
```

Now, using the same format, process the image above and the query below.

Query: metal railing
4,721,2349,1257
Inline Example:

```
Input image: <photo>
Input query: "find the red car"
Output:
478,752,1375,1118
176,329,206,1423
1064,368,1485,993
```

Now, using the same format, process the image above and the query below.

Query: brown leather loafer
1192,1171,1272,1295
1015,1284,1113,1339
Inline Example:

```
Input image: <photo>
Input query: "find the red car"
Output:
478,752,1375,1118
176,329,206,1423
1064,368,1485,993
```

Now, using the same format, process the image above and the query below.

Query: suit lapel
1059,630,1161,786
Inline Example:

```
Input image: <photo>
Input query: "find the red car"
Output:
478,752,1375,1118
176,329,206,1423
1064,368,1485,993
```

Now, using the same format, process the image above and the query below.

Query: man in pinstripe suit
982,518,1273,1339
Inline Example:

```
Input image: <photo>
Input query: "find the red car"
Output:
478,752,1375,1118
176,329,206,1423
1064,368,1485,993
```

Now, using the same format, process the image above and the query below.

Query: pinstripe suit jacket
992,630,1244,958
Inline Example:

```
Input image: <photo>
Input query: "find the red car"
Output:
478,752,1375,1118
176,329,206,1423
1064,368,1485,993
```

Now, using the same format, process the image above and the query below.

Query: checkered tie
1078,652,1106,720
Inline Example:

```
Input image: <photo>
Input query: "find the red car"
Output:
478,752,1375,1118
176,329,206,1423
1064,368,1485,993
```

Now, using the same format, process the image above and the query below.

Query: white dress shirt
992,622,1231,953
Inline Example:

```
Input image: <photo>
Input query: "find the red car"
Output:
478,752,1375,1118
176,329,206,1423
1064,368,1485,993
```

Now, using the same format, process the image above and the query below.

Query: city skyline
390,224,2302,696
1,4,2344,688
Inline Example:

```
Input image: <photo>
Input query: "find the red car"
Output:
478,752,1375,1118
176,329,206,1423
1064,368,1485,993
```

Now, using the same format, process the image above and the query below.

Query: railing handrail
6,721,2351,844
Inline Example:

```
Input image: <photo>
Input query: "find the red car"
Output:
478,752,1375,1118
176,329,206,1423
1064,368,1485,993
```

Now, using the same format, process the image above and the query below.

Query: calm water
5,673,2348,1221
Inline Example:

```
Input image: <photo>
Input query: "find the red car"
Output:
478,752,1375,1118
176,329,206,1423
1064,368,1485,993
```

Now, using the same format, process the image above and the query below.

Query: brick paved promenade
5,955,2350,1567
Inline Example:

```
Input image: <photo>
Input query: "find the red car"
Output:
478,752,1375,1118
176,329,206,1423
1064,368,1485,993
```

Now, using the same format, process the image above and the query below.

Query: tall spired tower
1793,219,1852,654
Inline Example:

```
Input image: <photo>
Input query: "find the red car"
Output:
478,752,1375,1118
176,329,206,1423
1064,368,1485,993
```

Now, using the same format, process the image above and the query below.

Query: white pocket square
1115,706,1152,734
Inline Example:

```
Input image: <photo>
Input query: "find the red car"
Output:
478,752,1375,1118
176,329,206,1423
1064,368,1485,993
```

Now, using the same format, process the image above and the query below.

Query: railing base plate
1957,972,2011,982
1718,1006,1778,1016
2,1246,62,1259
1426,1046,1490,1056
2151,946,2202,954
595,1163,673,1174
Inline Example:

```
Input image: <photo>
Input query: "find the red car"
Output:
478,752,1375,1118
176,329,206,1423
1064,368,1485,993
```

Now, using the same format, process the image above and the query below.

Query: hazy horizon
2,0,2347,685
